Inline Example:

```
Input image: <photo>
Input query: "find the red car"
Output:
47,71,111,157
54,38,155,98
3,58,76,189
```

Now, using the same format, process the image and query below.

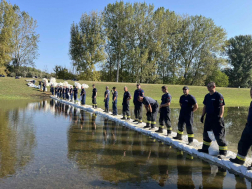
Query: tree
205,70,229,87
69,11,106,81
225,35,252,88
11,6,39,71
0,0,16,67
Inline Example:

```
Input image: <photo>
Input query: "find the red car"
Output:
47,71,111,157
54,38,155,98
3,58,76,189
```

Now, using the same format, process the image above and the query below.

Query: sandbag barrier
50,95,252,180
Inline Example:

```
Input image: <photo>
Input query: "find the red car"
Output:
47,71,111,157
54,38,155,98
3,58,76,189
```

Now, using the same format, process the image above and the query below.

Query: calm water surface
0,99,251,189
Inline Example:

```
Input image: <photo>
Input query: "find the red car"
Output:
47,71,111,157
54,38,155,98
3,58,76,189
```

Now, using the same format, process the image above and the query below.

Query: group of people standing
49,81,252,169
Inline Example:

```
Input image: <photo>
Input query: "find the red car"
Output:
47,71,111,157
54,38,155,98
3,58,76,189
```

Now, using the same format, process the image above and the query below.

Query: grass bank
0,77,250,108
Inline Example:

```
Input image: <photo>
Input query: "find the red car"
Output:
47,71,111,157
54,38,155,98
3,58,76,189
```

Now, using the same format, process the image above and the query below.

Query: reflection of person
91,114,97,135
156,86,172,135
104,86,110,112
92,84,97,108
173,86,198,144
235,175,247,189
138,96,159,130
103,118,109,142
176,151,195,189
133,83,144,123
198,82,227,157
112,87,118,116
201,162,226,189
230,88,252,167
80,110,84,130
157,143,169,187
122,86,132,120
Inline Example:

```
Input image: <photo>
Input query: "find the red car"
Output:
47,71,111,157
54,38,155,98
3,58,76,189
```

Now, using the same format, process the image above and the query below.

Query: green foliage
53,65,74,80
205,70,229,87
69,11,106,81
225,35,252,88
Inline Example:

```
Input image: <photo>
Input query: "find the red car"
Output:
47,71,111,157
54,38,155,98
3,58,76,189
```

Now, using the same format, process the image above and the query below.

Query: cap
183,86,189,90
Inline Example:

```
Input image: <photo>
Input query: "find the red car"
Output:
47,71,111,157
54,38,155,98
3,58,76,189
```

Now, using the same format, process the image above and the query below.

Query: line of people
50,81,252,169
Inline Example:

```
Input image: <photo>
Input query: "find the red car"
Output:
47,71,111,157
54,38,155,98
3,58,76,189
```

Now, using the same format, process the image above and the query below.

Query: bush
205,70,229,87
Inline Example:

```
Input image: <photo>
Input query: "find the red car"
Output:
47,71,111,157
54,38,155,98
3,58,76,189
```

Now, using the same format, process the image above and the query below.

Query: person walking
133,83,144,123
173,86,198,144
155,86,172,135
122,86,132,120
198,82,227,157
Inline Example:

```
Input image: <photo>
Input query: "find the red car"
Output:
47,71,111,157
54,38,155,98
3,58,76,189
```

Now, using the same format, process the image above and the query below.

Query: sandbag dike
50,95,252,180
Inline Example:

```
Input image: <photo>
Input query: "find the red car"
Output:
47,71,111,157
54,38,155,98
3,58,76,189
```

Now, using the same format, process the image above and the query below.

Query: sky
8,0,252,73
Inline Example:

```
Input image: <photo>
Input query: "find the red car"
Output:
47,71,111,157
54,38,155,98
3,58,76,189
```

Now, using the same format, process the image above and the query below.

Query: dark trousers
113,101,117,115
105,99,109,111
81,95,86,105
92,97,97,107
203,114,227,151
159,107,172,130
134,103,143,121
66,93,69,100
177,112,194,135
63,93,65,99
147,103,159,127
59,92,62,98
70,94,73,101
43,86,45,92
51,91,54,95
123,103,130,118
237,125,252,157
74,93,77,101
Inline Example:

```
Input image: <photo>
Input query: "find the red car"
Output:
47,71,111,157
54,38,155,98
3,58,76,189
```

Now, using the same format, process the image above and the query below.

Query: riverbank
0,77,251,107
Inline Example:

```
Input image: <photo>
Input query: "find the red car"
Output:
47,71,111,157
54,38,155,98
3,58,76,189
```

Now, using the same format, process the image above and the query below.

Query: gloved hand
200,115,204,123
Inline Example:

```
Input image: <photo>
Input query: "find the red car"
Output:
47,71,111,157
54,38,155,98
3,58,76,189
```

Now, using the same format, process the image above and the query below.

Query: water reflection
0,99,251,188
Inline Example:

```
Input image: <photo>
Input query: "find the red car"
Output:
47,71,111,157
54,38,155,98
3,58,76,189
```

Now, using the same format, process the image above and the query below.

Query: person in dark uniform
104,86,110,112
230,88,252,167
81,85,86,106
73,85,78,103
62,86,66,99
112,87,118,115
138,96,159,130
50,84,54,95
69,85,73,101
92,84,97,108
122,86,132,120
66,85,69,100
198,82,227,157
173,86,198,144
58,85,62,98
43,82,46,92
54,85,58,97
39,81,41,89
133,83,144,123
156,86,172,135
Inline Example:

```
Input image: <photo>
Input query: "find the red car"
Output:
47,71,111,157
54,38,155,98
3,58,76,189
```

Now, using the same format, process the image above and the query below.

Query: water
0,99,251,189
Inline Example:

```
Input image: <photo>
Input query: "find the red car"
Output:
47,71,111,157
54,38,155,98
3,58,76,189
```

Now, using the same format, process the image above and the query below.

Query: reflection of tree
0,106,36,178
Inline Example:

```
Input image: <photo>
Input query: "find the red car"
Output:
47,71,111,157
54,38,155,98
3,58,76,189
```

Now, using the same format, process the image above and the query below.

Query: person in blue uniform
138,96,159,130
133,84,144,123
104,86,110,112
54,85,58,97
69,85,73,101
173,86,198,144
62,86,66,99
230,88,252,168
122,86,132,119
43,82,46,92
66,86,69,100
155,86,172,135
92,84,97,108
59,85,62,98
112,87,118,115
81,86,86,105
198,82,227,157
50,84,54,95
73,86,78,102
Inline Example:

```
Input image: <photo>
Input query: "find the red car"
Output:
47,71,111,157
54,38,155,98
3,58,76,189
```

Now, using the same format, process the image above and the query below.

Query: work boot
155,127,163,133
230,157,245,165
95,105,97,109
121,117,126,120
248,164,252,170
173,133,182,140
149,124,156,130
167,130,172,136
133,120,138,122
143,123,150,129
138,120,143,124
188,137,194,145
198,144,209,154
219,150,227,156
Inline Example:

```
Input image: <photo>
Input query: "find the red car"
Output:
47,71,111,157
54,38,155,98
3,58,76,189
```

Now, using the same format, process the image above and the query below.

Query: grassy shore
0,77,251,108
